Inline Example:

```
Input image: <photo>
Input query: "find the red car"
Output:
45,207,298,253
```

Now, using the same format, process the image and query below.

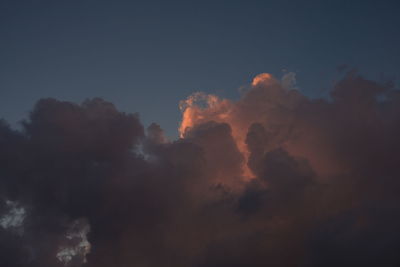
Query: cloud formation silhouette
1,71,400,266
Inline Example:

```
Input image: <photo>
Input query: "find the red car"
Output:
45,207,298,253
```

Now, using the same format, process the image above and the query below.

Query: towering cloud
1,71,400,266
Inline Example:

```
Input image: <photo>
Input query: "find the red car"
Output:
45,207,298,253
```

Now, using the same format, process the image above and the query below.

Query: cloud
0,71,400,266
0,200,26,231
281,71,298,90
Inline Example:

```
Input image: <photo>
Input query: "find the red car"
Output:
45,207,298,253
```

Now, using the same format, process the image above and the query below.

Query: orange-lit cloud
179,73,298,180
179,72,350,181
251,72,274,86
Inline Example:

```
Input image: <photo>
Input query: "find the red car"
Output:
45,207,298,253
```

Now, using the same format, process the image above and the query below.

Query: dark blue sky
1,0,399,138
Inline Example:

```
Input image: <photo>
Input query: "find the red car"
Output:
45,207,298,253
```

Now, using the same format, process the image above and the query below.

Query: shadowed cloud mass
1,71,400,266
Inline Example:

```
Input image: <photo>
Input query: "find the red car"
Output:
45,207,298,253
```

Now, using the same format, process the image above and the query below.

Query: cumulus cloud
0,71,400,266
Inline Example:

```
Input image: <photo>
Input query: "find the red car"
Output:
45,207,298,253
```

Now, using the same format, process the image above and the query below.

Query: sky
1,0,400,138
2,1,400,267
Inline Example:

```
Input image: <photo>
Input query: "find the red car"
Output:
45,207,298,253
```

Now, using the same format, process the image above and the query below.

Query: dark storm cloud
1,71,400,267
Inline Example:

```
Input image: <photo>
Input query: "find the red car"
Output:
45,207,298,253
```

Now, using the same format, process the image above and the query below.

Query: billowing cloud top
1,72,400,267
